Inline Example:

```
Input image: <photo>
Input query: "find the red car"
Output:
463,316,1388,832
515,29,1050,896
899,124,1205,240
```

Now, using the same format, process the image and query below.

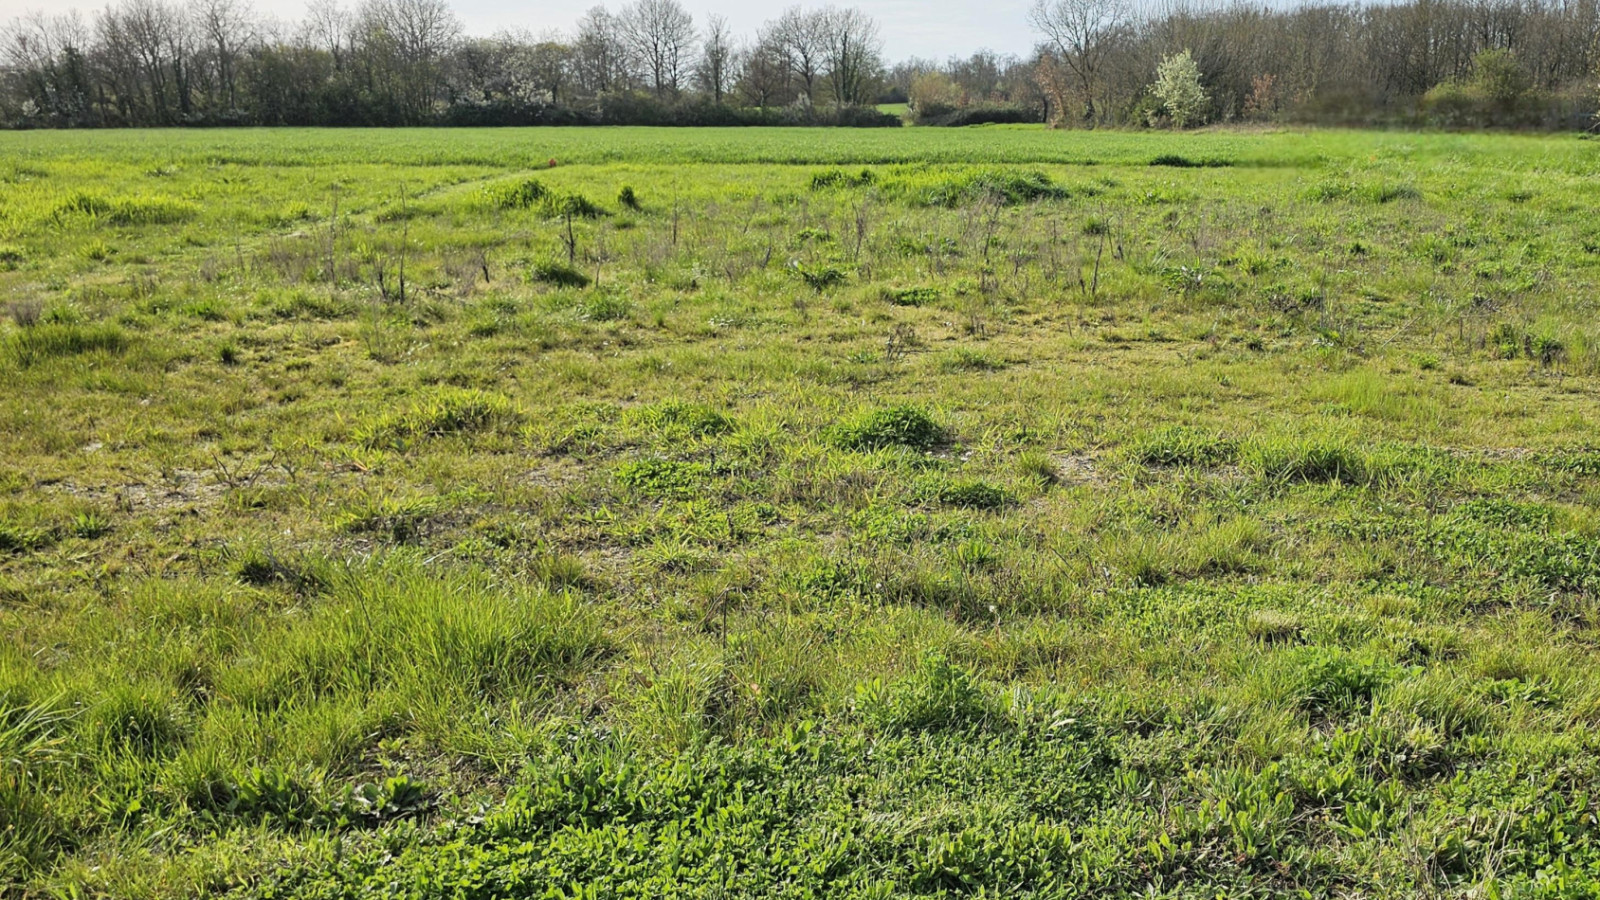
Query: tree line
0,0,899,127
3,0,1598,129
1023,0,1600,129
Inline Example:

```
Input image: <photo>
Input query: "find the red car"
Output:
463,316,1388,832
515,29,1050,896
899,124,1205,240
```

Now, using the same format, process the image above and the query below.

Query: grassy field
4,125,1600,898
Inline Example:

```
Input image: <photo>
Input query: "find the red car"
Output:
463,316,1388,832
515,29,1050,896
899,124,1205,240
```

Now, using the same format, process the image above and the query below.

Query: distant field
5,123,1600,170
5,126,1600,898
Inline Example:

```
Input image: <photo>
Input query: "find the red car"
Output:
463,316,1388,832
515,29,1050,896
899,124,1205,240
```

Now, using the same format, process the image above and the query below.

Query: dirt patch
1053,453,1100,484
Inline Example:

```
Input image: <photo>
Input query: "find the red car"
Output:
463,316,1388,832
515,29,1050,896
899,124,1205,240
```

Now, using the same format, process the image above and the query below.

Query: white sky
0,0,1041,62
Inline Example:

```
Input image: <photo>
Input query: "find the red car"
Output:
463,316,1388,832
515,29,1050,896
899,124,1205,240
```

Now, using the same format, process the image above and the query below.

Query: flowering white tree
1153,49,1207,128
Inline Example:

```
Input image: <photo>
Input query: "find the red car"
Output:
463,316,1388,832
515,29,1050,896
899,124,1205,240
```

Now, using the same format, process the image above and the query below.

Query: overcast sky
0,0,1042,62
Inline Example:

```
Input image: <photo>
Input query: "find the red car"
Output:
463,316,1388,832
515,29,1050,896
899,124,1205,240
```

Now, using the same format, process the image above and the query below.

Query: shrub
829,405,946,451
917,104,1042,127
1423,49,1543,127
618,186,640,209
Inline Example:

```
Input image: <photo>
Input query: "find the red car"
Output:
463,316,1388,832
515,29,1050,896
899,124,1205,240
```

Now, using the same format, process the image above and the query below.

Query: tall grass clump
484,178,549,210
924,478,1015,510
625,400,734,436
1149,154,1231,168
356,390,521,448
828,405,946,451
1247,436,1370,484
855,652,998,733
4,322,128,368
1285,648,1393,717
919,169,1069,207
1132,426,1239,467
218,559,611,713
0,697,74,881
529,262,590,288
54,192,198,224
105,196,201,225
810,168,876,190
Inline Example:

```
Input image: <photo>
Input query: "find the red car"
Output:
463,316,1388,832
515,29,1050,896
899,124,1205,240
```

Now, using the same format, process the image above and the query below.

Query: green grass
5,125,1600,897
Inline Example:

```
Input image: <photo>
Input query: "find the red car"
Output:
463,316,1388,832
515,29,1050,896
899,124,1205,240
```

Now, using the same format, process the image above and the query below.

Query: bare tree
1029,0,1131,123
529,36,573,103
354,0,459,121
695,13,735,103
572,5,628,96
948,49,1008,102
619,0,695,98
96,0,190,123
1,11,95,123
302,0,352,69
769,6,828,103
192,0,256,110
737,33,794,107
822,6,882,106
